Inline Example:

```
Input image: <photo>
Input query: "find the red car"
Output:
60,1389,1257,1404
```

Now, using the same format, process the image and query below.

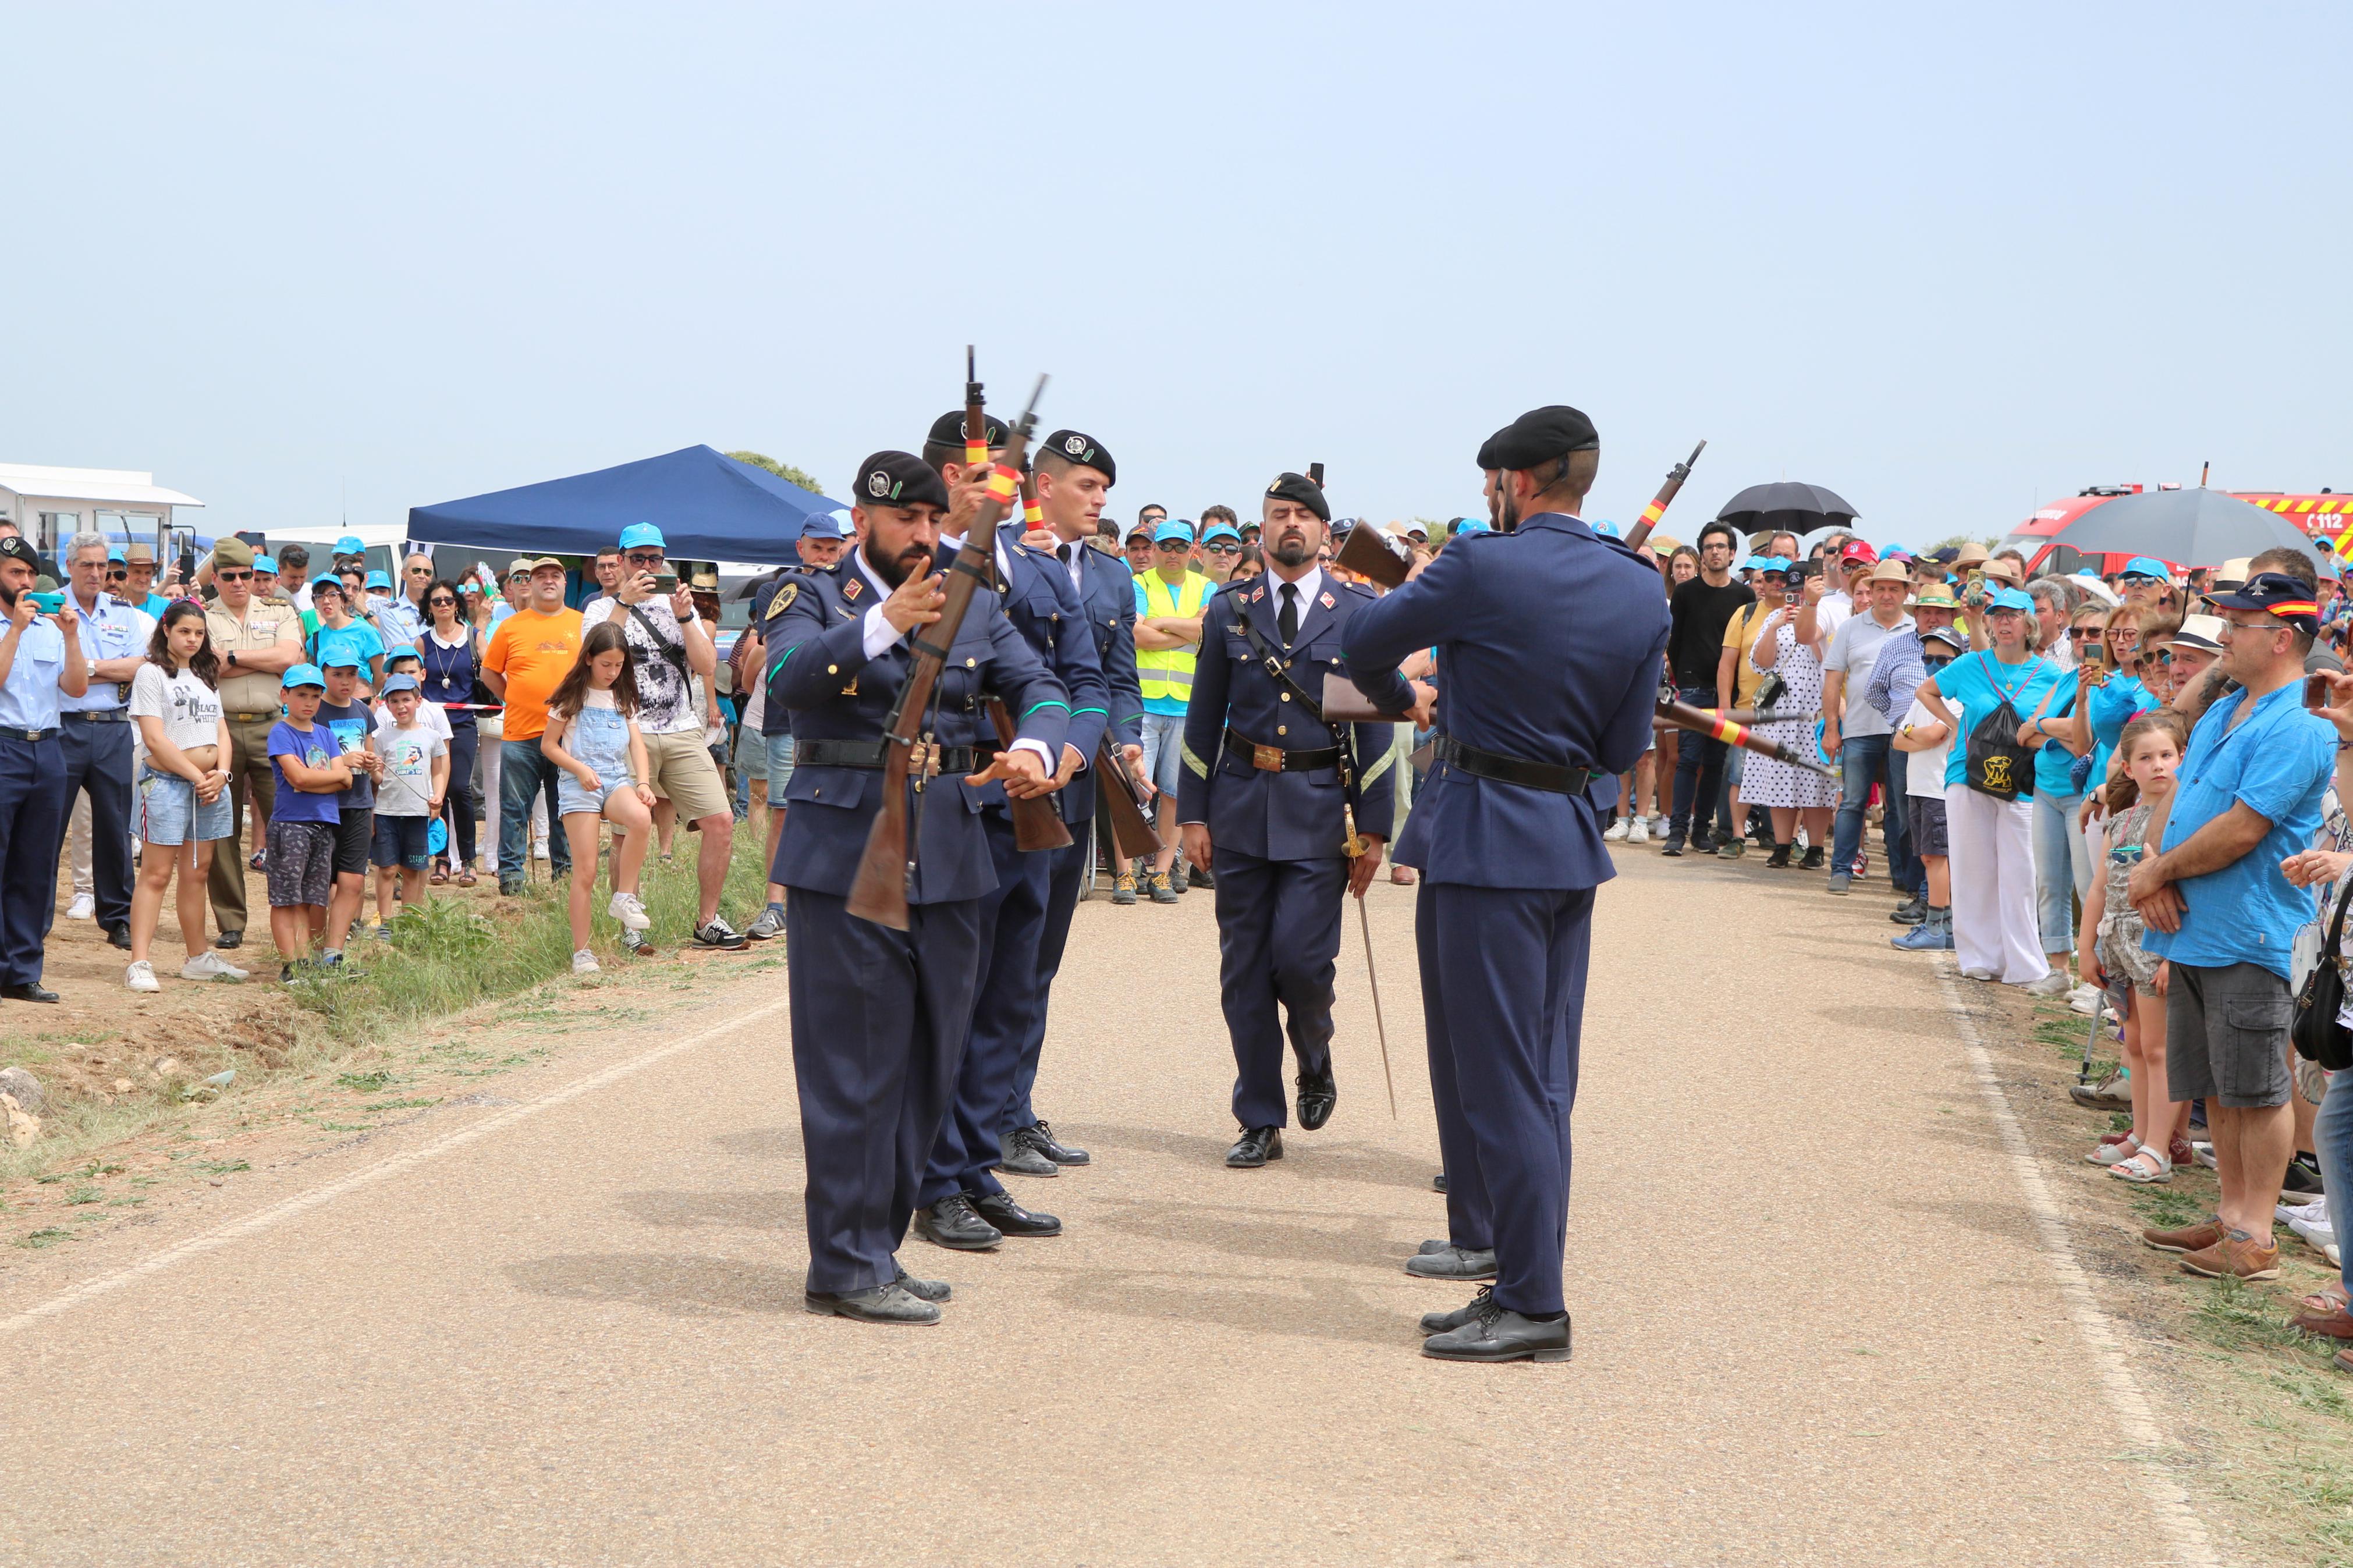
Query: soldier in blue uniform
766,451,1069,1326
0,535,91,1003
1007,429,1144,1172
1177,471,1396,1168
1345,406,1669,1363
908,415,1110,1250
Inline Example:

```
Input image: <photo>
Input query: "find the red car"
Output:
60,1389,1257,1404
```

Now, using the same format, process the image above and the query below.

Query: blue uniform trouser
785,886,983,1295
0,734,68,987
56,717,134,934
1005,827,1090,1135
920,810,1051,1206
1213,845,1344,1130
1419,880,1593,1318
1832,732,1918,893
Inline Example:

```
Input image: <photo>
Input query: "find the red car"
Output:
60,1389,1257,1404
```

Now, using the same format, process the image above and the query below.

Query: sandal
2299,1285,2349,1315
430,866,449,886
457,869,478,888
2109,1148,2173,1184
2086,1133,2140,1165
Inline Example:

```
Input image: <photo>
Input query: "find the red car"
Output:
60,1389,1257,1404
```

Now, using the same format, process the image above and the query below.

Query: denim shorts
1140,712,1186,797
558,776,631,818
138,769,233,848
371,813,432,870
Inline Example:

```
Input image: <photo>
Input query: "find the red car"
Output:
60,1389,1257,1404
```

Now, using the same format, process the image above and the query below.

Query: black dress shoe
913,1193,1003,1251
892,1263,952,1304
1024,1119,1091,1165
972,1190,1062,1238
1,983,59,1004
1419,1284,1495,1337
804,1281,941,1325
1296,1064,1336,1131
214,930,243,950
995,1132,1059,1178
1432,1171,1448,1194
1226,1126,1284,1168
106,923,133,951
1421,1297,1572,1363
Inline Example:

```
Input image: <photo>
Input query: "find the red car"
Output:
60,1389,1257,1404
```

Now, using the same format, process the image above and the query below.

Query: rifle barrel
1623,438,1706,554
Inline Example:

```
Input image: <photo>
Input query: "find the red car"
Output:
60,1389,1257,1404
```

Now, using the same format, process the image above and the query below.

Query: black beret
0,536,41,570
855,450,950,513
1476,405,1600,471
1264,471,1330,522
1041,429,1116,486
926,410,1009,450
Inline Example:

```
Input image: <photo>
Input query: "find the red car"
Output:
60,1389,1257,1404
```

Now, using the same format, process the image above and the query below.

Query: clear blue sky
5,2,2346,550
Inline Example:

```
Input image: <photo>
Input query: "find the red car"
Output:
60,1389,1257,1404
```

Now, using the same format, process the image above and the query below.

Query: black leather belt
0,726,53,743
794,738,995,776
1226,728,1340,773
63,709,129,723
1432,735,1596,795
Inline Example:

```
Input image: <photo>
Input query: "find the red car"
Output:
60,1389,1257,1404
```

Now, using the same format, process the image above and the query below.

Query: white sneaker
1648,814,1669,837
2287,1198,2335,1255
572,948,599,975
2278,1195,2326,1225
124,959,160,993
607,891,651,931
1627,819,1650,844
66,893,95,922
2019,971,2072,997
1961,968,1998,982
180,951,248,983
2066,983,2103,1015
533,838,551,861
1603,818,1628,842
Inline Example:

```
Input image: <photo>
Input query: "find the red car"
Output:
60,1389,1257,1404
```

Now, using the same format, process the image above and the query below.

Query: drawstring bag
1964,699,2033,801
2291,877,2353,1072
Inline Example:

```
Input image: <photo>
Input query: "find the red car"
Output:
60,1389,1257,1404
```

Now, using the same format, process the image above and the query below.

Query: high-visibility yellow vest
1137,571,1215,704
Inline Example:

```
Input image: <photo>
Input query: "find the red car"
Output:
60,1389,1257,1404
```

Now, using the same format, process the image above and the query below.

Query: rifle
1094,739,1162,856
967,350,1071,855
846,375,1049,929
1621,439,1706,555
1656,694,1839,779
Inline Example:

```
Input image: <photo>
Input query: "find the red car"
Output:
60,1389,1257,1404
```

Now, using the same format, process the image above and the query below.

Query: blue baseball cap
281,663,326,691
335,535,364,556
618,521,666,551
378,672,421,696
1986,586,2036,613
1202,522,1242,545
800,511,850,540
364,570,392,590
254,554,278,574
2120,556,2169,581
1590,519,1621,538
1759,556,1792,573
1453,517,1492,536
107,544,127,564
1152,518,1195,545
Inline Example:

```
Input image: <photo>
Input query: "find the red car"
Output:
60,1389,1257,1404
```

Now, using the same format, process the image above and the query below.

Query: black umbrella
2044,487,2322,570
1715,481,1859,538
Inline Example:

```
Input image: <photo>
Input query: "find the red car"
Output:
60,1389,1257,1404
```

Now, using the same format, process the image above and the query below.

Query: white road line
1938,965,2226,1568
0,994,793,1339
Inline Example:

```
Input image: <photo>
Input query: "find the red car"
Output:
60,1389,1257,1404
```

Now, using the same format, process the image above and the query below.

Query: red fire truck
1998,485,2352,577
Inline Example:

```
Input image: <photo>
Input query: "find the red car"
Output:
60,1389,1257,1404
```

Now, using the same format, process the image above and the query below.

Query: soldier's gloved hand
1348,835,1386,899
967,745,1053,798
1180,822,1212,873
881,571,946,635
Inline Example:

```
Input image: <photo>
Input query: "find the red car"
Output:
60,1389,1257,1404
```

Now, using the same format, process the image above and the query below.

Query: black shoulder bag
625,604,694,685
2292,876,2353,1071
1963,662,2035,802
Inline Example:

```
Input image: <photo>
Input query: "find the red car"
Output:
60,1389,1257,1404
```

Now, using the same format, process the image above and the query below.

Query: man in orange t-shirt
481,558,583,893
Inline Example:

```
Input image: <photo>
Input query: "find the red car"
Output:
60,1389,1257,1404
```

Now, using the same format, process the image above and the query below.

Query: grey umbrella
1715,481,1859,538
2045,487,2324,569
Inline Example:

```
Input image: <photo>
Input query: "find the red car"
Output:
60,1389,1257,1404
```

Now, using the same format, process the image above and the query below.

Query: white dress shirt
851,542,1053,774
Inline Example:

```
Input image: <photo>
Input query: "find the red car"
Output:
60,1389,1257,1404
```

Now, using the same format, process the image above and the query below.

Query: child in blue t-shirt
266,665,354,980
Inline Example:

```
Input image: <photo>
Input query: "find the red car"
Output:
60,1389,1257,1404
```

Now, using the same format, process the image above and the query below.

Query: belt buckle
907,739,940,778
1251,743,1284,772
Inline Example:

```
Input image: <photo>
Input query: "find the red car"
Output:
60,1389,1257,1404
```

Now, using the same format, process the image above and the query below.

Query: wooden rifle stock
1621,439,1707,555
990,696,1074,851
968,369,1070,853
1655,695,1839,780
845,374,1049,928
1094,739,1162,857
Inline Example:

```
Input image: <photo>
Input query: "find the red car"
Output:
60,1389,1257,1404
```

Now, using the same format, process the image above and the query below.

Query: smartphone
1965,570,1985,596
652,570,679,594
29,591,65,614
2305,672,2334,711
2079,647,2105,677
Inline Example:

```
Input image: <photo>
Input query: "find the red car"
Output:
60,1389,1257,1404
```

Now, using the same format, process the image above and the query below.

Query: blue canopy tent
406,446,844,567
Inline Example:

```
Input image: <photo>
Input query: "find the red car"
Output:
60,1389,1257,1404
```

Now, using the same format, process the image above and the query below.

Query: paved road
2,851,2191,1565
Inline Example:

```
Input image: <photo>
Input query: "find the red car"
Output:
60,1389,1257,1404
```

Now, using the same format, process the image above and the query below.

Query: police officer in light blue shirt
0,535,91,1001
56,531,155,948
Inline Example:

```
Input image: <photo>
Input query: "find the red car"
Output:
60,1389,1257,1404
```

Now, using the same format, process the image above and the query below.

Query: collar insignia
1319,591,1335,609
842,578,863,602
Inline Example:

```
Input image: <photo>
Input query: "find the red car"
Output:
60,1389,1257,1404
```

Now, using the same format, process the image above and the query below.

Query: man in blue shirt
0,536,91,1001
2132,571,2335,1282
54,532,155,950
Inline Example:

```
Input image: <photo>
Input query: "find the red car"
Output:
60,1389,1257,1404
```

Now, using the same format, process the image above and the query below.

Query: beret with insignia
855,450,950,513
1263,471,1330,523
1041,429,1116,486
1476,405,1600,471
927,410,1009,450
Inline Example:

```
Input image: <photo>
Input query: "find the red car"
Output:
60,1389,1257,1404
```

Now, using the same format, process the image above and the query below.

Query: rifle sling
1226,602,1364,815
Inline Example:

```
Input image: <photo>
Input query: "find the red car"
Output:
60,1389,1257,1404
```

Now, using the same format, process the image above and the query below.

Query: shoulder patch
764,582,798,619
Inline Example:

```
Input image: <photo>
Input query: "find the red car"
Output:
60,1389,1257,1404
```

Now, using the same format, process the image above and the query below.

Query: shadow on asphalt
711,1126,804,1160
503,1253,801,1316
616,1190,795,1231
1051,1123,1440,1193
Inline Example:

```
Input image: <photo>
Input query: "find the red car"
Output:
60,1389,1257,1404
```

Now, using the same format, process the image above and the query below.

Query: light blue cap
281,663,326,691
384,646,421,666
107,544,127,563
1590,519,1621,538
254,555,278,574
378,672,421,696
1739,555,1763,571
1987,586,2036,613
1453,517,1492,536
364,570,392,589
1152,518,1195,545
2121,556,2169,580
800,511,850,540
1202,523,1242,544
1760,556,1792,573
335,535,364,556
619,521,666,551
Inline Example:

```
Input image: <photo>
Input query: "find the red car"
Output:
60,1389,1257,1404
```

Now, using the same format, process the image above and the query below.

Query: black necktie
1059,543,1076,567
1278,582,1299,645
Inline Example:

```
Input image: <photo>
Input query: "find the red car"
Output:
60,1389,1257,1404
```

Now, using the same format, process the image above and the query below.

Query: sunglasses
106,568,127,580
406,565,432,575
1205,543,1238,554
216,570,252,582
1154,541,1191,551
2070,627,2102,638
427,595,457,607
